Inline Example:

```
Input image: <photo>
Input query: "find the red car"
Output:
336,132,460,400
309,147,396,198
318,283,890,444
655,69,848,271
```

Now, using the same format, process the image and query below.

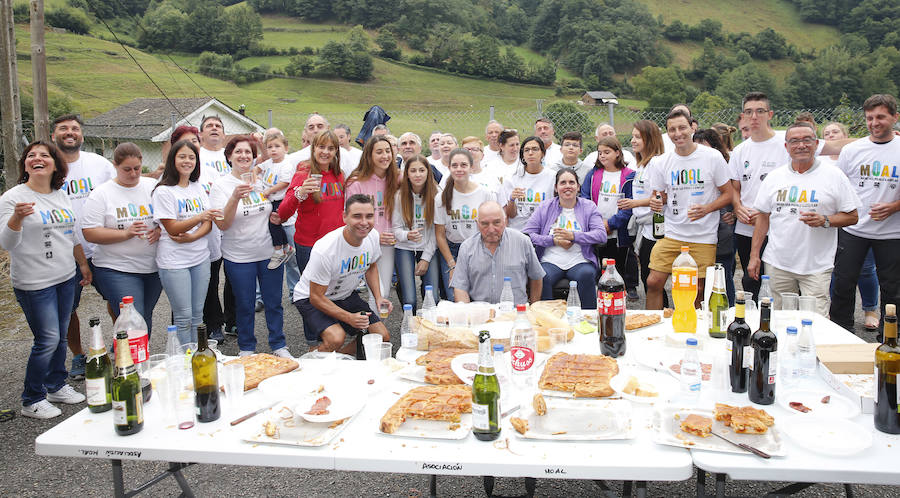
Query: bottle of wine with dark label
749,298,777,405
192,324,220,423
472,331,501,441
726,292,752,393
875,304,900,434
111,327,143,435
85,317,112,413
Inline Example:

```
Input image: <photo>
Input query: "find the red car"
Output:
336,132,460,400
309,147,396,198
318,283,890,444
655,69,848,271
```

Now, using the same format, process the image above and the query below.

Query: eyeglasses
742,108,770,116
787,137,816,145
465,147,483,153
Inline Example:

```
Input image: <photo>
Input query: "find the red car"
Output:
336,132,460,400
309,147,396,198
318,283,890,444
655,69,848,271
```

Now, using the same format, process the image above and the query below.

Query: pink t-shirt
346,174,391,236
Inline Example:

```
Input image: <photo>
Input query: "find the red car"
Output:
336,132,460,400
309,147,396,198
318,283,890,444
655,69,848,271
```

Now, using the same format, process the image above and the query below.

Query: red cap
122,296,134,304
607,259,616,265
516,304,527,312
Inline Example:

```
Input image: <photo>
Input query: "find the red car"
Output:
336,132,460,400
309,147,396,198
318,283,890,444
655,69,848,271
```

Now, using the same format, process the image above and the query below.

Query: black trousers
597,242,639,290
830,229,900,335
637,236,669,308
735,233,766,300
204,257,235,331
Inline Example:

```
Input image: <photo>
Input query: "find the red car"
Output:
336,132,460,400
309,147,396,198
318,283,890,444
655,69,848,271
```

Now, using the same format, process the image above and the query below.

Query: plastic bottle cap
801,319,813,326
504,277,511,282
786,326,798,335
403,304,412,311
761,275,770,280
607,259,616,265
493,344,504,352
680,246,689,252
569,281,577,287
167,325,177,332
686,337,698,346
122,296,134,304
515,304,527,312
425,285,433,291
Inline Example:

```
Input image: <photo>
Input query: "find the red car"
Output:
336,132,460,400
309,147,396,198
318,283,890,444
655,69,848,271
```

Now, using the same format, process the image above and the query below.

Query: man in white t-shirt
660,104,696,153
546,131,592,183
51,114,115,380
292,195,392,353
426,131,443,166
334,124,362,178
747,122,860,316
286,113,330,166
646,109,735,310
831,94,900,336
483,120,503,164
535,118,563,167
198,116,229,175
584,124,636,169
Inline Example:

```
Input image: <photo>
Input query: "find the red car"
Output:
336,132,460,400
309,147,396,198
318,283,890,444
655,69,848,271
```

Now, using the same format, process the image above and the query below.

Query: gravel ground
0,265,896,497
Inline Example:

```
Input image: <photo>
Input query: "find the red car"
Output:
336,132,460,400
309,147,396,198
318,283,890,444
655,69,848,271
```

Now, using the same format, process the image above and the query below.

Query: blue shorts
294,292,380,345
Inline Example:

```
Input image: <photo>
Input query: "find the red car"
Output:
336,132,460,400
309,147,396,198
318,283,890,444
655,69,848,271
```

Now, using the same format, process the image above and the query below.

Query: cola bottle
598,258,626,357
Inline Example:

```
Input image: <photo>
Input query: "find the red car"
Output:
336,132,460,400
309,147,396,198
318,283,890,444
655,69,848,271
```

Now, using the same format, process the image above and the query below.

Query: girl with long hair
393,154,440,311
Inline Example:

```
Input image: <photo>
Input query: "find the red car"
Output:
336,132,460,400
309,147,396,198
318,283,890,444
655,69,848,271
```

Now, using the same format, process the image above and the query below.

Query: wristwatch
822,214,831,228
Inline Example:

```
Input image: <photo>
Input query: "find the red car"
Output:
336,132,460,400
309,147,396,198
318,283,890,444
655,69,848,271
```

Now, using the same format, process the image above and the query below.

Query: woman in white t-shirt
483,129,521,184
152,140,219,345
393,154,440,311
501,136,557,231
435,134,458,179
1,141,91,419
435,148,494,300
210,136,289,358
81,143,162,332
461,136,501,201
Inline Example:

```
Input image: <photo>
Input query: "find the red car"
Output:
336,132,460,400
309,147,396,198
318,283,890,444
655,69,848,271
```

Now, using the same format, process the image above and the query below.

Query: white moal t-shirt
754,161,860,274
199,147,229,176
62,151,115,258
838,136,900,239
647,146,730,244
434,186,495,244
595,169,625,238
152,182,210,270
257,158,290,201
198,164,224,261
80,177,158,274
729,131,787,237
209,174,274,263
499,168,556,231
541,207,588,270
293,226,382,301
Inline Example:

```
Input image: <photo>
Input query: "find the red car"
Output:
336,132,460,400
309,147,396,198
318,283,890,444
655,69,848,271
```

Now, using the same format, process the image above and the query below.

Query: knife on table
230,400,280,426
712,432,771,459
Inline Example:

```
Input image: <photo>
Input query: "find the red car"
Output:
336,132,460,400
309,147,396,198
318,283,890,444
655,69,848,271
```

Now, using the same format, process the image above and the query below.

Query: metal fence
1,105,869,178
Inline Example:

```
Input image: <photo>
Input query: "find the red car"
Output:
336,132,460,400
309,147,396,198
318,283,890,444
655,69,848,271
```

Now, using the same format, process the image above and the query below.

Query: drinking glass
221,363,246,413
180,342,198,370
799,296,817,319
378,302,390,320
175,371,195,430
781,293,800,311
549,328,568,352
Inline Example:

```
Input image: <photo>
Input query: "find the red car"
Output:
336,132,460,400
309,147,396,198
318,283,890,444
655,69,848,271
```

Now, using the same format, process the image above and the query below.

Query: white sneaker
267,251,288,270
239,350,255,357
22,399,62,419
272,347,293,359
46,384,86,404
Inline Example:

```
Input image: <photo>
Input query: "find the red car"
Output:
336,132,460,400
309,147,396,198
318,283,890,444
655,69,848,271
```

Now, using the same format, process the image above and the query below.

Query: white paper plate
778,389,860,419
652,406,785,456
610,370,680,403
240,400,355,447
294,384,366,423
512,399,633,440
780,415,872,456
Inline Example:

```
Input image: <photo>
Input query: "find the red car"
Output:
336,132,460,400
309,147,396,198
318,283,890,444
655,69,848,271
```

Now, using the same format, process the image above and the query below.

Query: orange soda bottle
671,246,698,333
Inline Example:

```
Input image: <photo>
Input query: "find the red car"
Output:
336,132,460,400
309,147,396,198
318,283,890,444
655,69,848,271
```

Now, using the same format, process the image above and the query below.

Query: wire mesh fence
1,105,869,178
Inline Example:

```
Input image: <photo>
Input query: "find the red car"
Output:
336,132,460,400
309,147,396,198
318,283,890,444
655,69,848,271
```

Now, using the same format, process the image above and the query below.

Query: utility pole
30,0,48,141
0,0,22,190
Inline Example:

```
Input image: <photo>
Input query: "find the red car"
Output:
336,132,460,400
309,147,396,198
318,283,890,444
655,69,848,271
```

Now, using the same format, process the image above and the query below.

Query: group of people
5,91,899,420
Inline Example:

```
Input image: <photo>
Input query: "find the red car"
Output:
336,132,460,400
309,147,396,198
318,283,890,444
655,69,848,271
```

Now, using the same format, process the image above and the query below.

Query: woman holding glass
393,154,440,311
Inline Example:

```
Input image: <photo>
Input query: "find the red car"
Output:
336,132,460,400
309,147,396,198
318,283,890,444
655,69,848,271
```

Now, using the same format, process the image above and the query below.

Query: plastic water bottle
423,285,437,311
566,281,582,325
796,318,816,379
681,337,701,402
510,304,537,401
499,277,514,313
781,326,799,387
165,325,181,358
400,304,417,349
493,344,506,378
758,275,773,307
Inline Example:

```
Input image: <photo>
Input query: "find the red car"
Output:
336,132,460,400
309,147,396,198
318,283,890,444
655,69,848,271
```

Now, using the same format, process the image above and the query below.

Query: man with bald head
288,113,330,164
451,201,544,304
584,123,635,168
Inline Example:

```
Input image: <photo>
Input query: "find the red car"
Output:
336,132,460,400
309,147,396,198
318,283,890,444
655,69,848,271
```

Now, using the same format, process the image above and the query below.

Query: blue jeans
395,248,439,312
224,259,285,352
437,241,461,302
159,261,210,345
15,276,77,405
258,224,301,303
830,247,879,312
716,250,737,306
540,261,597,309
93,266,162,333
296,244,313,276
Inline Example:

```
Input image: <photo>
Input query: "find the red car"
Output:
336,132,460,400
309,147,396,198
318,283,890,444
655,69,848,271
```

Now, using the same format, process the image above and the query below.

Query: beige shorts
649,237,717,275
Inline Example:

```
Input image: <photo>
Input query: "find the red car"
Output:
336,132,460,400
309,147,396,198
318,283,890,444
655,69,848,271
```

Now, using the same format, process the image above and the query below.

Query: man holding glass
747,122,859,315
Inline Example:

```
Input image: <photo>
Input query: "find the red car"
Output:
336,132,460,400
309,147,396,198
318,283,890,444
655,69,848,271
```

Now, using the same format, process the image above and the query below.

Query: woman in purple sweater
523,167,607,308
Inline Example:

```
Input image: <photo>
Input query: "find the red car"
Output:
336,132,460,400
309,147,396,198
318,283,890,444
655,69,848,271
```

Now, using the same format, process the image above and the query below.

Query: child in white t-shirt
256,132,296,268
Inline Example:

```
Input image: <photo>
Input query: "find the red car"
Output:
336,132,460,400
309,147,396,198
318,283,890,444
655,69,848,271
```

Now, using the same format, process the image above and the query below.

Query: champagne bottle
726,292,752,393
749,298,777,405
192,324,221,423
707,264,728,339
111,327,143,435
85,317,112,413
472,330,501,441
652,193,665,239
875,304,900,434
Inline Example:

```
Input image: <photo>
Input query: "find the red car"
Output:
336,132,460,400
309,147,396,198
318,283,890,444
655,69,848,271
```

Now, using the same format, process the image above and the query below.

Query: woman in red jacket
275,130,345,276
